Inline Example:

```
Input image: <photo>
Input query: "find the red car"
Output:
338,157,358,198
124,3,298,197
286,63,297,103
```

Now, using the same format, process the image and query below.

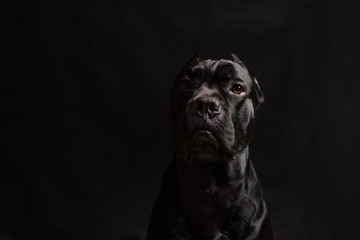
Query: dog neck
174,146,258,237
176,146,250,198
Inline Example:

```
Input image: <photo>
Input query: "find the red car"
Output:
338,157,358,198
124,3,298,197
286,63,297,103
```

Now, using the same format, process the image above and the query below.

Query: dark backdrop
1,0,360,239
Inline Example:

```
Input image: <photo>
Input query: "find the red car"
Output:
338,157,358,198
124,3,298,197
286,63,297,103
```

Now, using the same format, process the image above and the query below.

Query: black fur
147,54,273,240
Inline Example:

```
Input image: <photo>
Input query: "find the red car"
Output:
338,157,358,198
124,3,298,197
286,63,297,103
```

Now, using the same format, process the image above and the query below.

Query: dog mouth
188,129,220,161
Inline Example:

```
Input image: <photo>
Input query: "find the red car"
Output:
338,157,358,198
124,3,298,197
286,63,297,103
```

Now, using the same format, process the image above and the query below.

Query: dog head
170,53,264,162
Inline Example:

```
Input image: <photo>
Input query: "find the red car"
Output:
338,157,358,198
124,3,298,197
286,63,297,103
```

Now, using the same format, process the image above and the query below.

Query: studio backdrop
1,0,359,240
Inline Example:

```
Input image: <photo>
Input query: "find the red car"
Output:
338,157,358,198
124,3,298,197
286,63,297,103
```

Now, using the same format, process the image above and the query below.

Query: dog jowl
147,54,273,240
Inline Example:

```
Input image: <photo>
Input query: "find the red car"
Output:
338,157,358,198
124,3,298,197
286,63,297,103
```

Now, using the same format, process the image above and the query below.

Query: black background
1,0,360,239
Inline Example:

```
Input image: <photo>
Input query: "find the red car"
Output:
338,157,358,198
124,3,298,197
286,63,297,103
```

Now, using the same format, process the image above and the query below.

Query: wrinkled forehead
191,59,252,82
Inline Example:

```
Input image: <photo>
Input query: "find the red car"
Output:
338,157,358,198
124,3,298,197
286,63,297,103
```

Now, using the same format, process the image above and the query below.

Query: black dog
146,53,273,240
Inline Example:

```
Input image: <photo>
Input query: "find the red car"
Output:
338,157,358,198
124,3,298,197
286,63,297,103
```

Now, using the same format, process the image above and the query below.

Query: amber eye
231,84,245,94
179,80,192,91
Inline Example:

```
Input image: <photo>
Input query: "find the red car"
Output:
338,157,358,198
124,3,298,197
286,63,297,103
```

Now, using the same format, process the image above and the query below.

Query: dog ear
254,77,264,103
170,52,202,98
247,66,264,109
186,51,202,65
253,77,264,109
230,53,246,68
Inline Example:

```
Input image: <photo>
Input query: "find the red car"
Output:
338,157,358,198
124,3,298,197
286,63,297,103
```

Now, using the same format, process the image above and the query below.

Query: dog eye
179,80,192,91
231,84,245,94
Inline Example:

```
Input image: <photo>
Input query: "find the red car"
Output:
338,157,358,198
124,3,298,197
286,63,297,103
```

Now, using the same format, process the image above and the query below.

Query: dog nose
191,96,222,116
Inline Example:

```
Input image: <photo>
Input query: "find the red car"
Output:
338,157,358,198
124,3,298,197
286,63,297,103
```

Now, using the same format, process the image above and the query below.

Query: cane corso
146,53,273,240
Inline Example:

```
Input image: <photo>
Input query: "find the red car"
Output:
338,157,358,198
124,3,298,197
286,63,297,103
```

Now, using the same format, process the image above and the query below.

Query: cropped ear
230,53,245,68
186,51,202,66
247,67,264,109
254,77,265,103
170,51,202,98
254,77,264,107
